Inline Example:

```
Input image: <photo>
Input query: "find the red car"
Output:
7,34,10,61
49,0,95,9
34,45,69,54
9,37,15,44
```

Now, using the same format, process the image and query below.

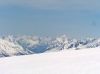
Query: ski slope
0,47,100,74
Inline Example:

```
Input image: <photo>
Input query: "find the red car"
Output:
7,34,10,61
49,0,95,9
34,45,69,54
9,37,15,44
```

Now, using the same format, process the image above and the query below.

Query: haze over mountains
0,35,100,57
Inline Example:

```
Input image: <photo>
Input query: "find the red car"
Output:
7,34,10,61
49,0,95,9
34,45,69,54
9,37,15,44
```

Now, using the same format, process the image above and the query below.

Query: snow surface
0,47,100,74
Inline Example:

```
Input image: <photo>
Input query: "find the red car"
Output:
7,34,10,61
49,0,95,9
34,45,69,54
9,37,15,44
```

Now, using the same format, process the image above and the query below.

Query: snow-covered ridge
0,35,100,57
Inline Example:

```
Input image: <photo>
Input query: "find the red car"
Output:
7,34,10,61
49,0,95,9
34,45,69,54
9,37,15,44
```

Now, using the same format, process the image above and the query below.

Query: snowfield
0,47,100,74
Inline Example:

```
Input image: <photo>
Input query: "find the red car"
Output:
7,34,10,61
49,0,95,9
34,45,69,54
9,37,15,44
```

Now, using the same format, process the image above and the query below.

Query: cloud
0,0,100,10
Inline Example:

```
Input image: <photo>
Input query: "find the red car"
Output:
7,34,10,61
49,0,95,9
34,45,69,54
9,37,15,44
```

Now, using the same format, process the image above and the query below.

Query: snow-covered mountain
0,35,100,57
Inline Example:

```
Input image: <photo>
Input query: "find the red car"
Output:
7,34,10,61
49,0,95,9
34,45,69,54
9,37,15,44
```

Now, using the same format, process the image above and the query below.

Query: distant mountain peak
0,35,100,57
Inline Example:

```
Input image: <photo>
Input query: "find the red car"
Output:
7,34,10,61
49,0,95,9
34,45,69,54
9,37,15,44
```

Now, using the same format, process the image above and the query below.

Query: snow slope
0,47,100,74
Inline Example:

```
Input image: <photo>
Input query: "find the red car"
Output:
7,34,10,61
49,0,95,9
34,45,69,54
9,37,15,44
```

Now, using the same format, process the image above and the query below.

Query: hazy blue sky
0,0,100,38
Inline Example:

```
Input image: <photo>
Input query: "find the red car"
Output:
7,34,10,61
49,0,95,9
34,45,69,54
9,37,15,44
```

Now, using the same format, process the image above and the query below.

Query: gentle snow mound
0,47,100,74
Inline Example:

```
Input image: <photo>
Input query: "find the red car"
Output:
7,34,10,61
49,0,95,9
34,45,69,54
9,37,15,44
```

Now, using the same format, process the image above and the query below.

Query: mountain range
0,35,100,57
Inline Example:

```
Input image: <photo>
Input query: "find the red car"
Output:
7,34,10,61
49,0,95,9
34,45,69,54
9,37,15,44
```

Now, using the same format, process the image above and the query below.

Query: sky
0,0,100,38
